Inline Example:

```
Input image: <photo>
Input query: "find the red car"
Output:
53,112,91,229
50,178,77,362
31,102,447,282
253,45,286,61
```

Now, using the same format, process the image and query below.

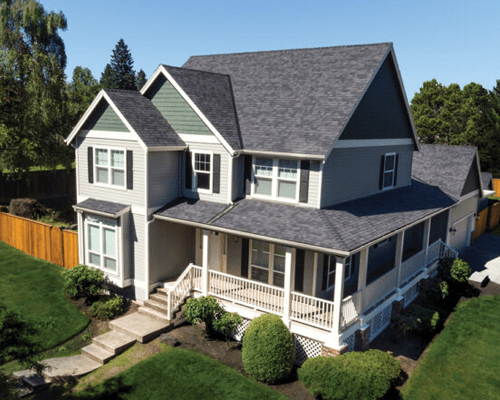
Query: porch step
144,299,170,315
138,306,171,324
81,344,114,365
150,292,169,305
156,287,169,295
110,312,170,343
92,330,136,355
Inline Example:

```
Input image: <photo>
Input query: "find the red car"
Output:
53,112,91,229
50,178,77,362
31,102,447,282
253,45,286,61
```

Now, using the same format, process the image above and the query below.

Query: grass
73,347,287,400
402,295,500,400
0,240,89,352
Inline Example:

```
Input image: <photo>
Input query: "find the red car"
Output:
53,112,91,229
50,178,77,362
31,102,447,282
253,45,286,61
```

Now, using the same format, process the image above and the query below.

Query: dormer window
252,157,300,202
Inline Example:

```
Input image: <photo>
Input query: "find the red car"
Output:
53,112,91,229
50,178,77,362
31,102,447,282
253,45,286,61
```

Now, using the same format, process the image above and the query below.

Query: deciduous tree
67,66,101,126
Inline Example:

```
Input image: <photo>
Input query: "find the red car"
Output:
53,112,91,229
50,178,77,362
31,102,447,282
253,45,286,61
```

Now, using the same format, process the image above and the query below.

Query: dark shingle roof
104,89,185,148
155,180,455,252
412,144,477,200
74,199,130,218
155,198,229,224
183,43,392,156
163,66,242,150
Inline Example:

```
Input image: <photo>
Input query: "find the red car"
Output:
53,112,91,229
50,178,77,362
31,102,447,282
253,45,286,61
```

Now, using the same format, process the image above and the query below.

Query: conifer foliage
101,39,137,90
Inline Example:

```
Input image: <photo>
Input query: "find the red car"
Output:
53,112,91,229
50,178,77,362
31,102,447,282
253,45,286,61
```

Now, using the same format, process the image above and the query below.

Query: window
326,255,356,289
86,216,117,273
252,157,299,201
250,240,286,287
192,152,212,192
382,152,396,190
95,148,125,187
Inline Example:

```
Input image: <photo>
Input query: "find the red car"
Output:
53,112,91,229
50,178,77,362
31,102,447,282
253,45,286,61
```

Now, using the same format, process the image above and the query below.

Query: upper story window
86,215,118,274
192,151,212,193
382,152,397,190
253,157,299,202
95,148,125,187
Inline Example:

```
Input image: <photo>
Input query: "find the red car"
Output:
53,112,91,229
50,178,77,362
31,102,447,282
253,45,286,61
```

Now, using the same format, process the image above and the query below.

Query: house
65,42,483,363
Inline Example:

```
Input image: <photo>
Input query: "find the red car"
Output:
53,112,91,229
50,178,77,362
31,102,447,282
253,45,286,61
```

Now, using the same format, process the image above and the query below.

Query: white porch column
357,248,369,313
330,257,346,348
395,231,405,288
423,219,431,267
202,230,209,296
283,247,293,327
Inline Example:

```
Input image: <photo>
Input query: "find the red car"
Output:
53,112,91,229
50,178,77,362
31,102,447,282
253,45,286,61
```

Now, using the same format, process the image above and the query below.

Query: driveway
461,233,500,284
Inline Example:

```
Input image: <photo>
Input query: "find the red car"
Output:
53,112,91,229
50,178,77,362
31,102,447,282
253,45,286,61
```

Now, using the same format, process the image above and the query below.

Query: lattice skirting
368,303,392,342
343,331,356,352
232,317,251,342
403,282,420,308
294,334,322,366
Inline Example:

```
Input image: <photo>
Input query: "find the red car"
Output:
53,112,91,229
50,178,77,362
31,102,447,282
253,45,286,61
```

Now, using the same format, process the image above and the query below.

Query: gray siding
321,144,413,207
82,100,129,132
77,137,145,208
122,212,131,280
450,195,478,223
302,250,315,296
149,220,196,284
145,75,212,136
183,142,231,204
131,213,145,284
339,54,414,141
148,151,180,209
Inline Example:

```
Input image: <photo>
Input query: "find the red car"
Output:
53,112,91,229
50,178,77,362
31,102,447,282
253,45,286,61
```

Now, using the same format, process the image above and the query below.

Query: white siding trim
239,149,325,161
317,161,324,208
81,129,138,141
333,139,414,149
227,154,233,204
178,133,220,144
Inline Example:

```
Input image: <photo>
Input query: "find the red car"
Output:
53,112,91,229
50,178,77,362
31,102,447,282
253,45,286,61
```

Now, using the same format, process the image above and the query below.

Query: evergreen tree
110,39,136,90
100,63,118,89
136,69,147,90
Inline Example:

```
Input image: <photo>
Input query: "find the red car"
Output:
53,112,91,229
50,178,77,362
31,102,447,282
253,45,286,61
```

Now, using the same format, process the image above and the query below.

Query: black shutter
88,147,93,183
379,155,385,190
299,160,310,203
322,254,329,291
244,155,252,195
295,249,305,292
127,150,133,190
393,154,399,187
185,151,192,190
241,238,249,278
213,154,221,194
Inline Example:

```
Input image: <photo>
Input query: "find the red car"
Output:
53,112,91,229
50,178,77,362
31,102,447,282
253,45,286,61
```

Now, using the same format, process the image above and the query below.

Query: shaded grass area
0,241,89,351
402,296,500,400
72,347,287,400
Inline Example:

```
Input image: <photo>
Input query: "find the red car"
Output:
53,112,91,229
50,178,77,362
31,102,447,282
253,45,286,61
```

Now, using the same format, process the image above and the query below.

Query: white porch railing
291,291,335,330
440,240,459,259
341,290,362,328
363,267,398,310
166,263,202,320
400,248,426,283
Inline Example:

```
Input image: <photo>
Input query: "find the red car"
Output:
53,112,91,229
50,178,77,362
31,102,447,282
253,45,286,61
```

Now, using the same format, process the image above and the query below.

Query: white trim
93,146,127,190
382,152,397,190
147,146,187,152
475,149,484,197
317,161,324,208
73,205,131,219
453,211,475,226
178,133,220,144
333,139,414,149
191,150,214,194
227,155,234,204
131,206,146,215
77,212,84,264
140,65,164,95
239,149,324,161
84,215,120,277
80,129,138,141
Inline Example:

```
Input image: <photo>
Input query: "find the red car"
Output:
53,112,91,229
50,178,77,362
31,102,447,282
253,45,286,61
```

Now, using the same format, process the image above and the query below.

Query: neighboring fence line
488,202,500,232
493,179,500,198
0,212,78,269
472,207,488,243
0,169,76,204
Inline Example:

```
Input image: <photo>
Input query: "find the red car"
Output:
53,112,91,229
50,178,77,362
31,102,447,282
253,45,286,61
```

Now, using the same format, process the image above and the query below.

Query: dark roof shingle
74,198,130,218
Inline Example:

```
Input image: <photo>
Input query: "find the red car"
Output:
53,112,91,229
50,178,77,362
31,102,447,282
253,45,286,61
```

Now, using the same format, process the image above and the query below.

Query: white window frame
251,157,301,203
249,240,287,288
382,152,397,190
84,216,120,277
191,150,213,194
326,254,355,290
94,146,127,190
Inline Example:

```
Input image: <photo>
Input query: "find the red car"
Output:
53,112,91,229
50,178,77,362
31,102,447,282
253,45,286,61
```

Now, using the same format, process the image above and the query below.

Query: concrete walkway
462,234,500,284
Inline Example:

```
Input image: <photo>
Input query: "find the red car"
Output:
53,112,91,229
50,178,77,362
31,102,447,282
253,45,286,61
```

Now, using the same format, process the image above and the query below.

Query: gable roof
183,42,403,156
412,144,480,200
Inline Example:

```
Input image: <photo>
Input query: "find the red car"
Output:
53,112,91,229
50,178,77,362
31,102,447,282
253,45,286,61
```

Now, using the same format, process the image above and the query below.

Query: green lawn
0,241,89,351
73,347,287,400
402,296,500,400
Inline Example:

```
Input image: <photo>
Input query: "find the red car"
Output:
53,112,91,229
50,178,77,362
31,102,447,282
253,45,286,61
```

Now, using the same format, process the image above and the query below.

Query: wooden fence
493,179,500,198
0,212,78,269
488,202,500,232
472,207,489,243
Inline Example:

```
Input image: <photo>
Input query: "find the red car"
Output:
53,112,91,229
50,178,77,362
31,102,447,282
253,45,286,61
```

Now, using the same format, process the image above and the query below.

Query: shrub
184,296,223,333
394,304,440,336
63,264,107,304
213,311,242,342
438,257,454,281
450,258,471,284
8,198,46,219
242,314,294,384
89,295,124,320
299,350,401,400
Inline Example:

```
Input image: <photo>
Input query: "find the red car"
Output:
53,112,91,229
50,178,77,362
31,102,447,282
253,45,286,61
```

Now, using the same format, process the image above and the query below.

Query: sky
41,0,500,101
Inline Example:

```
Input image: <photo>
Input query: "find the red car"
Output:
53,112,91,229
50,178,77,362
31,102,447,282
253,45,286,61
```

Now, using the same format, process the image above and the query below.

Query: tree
109,39,136,90
136,69,147,90
0,0,72,177
67,66,101,126
100,63,118,90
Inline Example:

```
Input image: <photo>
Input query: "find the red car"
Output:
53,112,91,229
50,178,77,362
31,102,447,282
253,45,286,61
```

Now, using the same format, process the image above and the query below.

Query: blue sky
42,0,500,101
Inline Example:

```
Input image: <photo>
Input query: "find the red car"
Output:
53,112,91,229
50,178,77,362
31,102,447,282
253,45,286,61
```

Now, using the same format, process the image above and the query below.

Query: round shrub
242,314,294,384
299,350,401,400
450,258,471,284
89,295,124,320
63,264,107,304
184,296,223,333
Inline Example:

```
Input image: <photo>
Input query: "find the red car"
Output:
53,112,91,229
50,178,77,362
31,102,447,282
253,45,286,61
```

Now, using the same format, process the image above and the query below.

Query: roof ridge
162,64,230,78
187,42,392,60
419,143,477,151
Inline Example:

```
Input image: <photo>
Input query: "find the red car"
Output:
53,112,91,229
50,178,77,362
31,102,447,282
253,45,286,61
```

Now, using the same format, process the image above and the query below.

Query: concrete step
156,287,169,295
92,330,136,355
41,355,101,380
144,299,170,314
138,306,170,323
110,312,170,343
81,344,115,365
150,292,169,305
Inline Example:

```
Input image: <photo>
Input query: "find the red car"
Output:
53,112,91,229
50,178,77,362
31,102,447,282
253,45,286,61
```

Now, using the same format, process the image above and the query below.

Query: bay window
86,216,118,273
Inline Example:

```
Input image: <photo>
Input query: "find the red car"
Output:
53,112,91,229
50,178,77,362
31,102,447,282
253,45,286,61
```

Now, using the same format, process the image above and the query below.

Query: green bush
299,350,400,400
89,295,124,320
213,311,242,342
242,314,294,384
395,304,440,336
450,258,471,284
184,296,223,333
63,264,106,304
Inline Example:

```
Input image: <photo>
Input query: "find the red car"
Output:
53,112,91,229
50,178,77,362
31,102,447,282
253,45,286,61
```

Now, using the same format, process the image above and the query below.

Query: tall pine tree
109,39,136,90
100,63,117,89
136,69,147,90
